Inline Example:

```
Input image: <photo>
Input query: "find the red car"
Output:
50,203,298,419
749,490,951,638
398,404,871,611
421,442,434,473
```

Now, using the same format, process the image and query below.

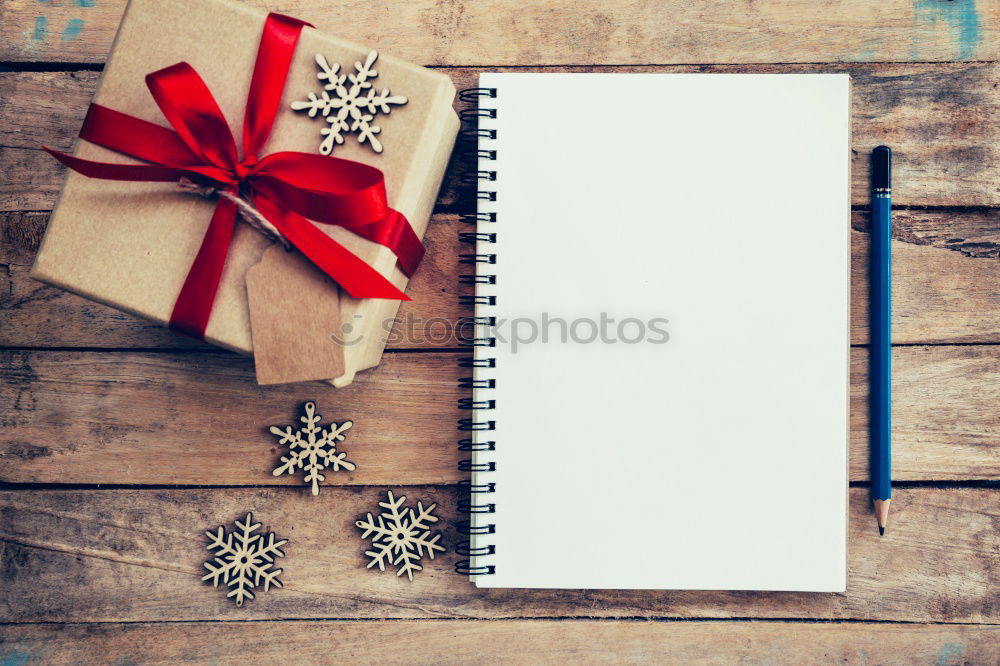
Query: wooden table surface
1,0,998,663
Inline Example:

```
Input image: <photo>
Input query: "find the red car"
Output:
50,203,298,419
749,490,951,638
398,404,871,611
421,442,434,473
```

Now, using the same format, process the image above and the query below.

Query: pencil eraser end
872,146,891,190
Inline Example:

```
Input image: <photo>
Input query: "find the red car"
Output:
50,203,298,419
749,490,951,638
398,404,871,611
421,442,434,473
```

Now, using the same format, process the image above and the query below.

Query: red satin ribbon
45,13,424,339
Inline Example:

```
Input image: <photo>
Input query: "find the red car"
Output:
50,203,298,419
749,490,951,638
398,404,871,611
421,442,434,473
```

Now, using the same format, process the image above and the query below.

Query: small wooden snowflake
202,512,287,606
270,401,356,495
355,490,446,581
291,50,407,154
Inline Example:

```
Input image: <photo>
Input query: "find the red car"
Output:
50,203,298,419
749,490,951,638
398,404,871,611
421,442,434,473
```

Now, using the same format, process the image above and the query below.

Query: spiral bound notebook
456,73,851,591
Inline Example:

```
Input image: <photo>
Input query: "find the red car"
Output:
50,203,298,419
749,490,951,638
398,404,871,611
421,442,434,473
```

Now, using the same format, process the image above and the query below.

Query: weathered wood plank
853,346,999,482
0,620,997,665
0,211,469,350
0,351,464,486
2,0,997,65
848,219,1000,346
3,211,999,348
866,208,999,260
0,346,996,485
2,63,998,210
0,487,995,623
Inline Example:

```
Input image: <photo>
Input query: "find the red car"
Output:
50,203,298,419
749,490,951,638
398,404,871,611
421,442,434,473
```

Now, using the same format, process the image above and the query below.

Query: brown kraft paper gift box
31,0,458,387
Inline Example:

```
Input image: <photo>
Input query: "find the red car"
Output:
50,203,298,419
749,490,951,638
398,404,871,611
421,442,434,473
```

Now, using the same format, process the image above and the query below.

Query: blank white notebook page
470,73,850,591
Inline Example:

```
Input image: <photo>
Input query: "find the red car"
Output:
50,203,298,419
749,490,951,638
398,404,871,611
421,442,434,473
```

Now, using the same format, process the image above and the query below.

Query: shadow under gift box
31,0,459,387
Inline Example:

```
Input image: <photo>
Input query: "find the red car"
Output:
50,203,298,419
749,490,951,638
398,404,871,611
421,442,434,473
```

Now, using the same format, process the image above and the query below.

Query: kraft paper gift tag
246,246,345,385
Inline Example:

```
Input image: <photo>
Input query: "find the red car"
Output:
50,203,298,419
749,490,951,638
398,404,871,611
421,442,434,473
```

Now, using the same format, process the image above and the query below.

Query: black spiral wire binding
454,87,498,577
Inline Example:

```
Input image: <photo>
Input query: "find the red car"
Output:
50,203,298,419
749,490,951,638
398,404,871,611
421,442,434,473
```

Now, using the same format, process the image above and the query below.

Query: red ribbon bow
45,13,423,339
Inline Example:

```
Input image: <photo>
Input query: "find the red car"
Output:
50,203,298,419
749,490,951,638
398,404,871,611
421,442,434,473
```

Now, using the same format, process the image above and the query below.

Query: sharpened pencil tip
873,499,891,536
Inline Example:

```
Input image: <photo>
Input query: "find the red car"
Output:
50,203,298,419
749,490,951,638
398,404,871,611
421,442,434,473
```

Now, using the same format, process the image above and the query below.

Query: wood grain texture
0,487,996,623
1,620,997,665
848,221,1000,345
2,0,998,65
0,346,996,485
3,212,999,349
0,211,467,350
2,63,999,211
864,208,999,260
0,351,464,486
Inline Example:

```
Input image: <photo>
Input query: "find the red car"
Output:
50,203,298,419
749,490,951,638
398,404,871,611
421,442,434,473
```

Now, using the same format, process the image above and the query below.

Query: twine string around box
177,177,291,250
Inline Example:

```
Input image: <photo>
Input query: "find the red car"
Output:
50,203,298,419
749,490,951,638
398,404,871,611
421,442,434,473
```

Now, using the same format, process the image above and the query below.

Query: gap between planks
2,480,997,492
7,61,1000,69
1,617,998,626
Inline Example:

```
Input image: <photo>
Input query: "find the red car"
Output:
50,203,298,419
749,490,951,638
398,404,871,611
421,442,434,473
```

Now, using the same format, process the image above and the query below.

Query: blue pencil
871,146,892,535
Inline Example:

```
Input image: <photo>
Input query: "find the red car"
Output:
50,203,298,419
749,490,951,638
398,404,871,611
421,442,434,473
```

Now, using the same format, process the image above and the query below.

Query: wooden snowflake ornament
356,490,446,581
202,513,287,606
270,401,355,495
291,50,407,154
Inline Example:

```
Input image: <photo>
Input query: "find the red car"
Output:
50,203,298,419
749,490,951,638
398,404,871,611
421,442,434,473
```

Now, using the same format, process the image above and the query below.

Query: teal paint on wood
31,16,48,41
0,651,31,666
912,0,982,60
61,18,85,40
935,642,967,666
